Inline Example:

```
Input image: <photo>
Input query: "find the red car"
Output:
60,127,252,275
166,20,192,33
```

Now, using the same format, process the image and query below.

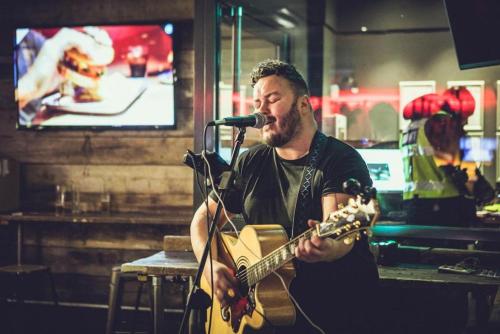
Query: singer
190,60,379,334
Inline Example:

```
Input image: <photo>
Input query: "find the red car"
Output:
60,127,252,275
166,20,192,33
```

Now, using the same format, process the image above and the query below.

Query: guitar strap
291,131,328,238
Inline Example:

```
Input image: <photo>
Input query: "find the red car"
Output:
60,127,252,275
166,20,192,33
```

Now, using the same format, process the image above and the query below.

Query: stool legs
106,267,123,334
151,275,164,334
130,281,144,334
106,267,146,334
46,268,59,306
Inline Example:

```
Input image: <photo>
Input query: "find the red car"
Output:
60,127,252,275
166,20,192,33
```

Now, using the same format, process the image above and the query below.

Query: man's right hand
204,260,239,308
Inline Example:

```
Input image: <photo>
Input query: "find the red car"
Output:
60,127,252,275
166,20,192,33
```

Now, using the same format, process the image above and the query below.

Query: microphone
207,112,270,129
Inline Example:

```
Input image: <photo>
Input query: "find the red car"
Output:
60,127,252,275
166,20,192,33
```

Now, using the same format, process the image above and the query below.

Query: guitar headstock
316,196,380,239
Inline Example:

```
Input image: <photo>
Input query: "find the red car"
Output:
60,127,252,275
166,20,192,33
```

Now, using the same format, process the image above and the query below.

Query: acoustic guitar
201,196,379,334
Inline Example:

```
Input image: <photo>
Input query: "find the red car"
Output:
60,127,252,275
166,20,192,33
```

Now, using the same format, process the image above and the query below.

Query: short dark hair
250,59,309,97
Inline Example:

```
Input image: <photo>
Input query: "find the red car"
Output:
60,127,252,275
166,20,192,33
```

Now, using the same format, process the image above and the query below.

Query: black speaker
444,0,500,69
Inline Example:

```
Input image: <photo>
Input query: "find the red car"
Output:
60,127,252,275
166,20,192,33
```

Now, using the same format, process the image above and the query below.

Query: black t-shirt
221,135,373,231
212,133,379,332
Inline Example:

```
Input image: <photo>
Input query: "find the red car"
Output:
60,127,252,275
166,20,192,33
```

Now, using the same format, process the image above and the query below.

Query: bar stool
0,221,58,334
0,221,58,305
105,265,146,334
0,264,59,305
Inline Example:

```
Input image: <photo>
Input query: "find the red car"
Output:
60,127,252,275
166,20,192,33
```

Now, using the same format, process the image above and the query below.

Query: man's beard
264,100,301,147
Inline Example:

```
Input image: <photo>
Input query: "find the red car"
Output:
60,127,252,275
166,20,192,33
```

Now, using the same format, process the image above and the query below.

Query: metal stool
105,265,146,334
0,264,59,305
0,220,59,305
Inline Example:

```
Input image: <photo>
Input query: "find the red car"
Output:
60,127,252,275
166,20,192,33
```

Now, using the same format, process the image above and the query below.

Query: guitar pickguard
221,286,256,332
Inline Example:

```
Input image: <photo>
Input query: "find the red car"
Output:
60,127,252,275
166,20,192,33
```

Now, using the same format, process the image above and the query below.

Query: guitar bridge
220,289,256,333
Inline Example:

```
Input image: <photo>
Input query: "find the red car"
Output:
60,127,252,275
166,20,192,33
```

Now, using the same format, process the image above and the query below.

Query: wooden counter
0,208,193,226
122,251,500,287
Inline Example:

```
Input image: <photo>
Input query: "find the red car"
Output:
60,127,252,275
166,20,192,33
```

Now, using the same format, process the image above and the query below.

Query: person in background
400,87,494,227
190,59,379,334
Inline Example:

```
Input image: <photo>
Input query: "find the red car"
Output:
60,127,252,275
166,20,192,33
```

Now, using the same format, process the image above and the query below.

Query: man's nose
256,101,269,114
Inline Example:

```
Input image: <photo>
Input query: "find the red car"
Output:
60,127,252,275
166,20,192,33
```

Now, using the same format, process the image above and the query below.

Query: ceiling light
274,15,296,29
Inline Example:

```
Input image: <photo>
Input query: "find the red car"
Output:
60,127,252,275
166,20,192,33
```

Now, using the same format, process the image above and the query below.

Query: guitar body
201,224,296,334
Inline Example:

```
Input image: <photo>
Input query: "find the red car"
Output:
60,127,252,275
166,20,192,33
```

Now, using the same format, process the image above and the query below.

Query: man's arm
190,197,239,306
295,192,355,262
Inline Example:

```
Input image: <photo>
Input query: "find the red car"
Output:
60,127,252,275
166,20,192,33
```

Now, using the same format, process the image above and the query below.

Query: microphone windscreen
253,112,268,129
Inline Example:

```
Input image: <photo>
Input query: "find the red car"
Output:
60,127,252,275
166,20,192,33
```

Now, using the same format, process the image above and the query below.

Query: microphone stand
178,126,247,334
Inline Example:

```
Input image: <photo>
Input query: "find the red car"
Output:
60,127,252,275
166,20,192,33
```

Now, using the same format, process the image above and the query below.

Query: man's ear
298,95,311,114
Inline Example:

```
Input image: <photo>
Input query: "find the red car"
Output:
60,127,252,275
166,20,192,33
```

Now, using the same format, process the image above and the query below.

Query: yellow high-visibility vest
400,119,460,200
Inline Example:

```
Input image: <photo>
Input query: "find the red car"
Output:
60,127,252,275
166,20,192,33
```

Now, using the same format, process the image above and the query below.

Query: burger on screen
58,27,115,102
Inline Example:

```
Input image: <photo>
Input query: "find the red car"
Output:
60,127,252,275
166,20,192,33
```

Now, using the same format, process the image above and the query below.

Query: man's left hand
295,220,337,263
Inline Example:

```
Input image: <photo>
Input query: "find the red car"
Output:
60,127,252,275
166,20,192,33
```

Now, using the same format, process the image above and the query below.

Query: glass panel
217,1,305,161
216,0,500,184
218,17,280,160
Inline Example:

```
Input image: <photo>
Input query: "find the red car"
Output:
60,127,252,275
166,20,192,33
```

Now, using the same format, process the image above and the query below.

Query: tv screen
357,149,405,193
14,23,175,129
460,136,496,163
444,0,500,69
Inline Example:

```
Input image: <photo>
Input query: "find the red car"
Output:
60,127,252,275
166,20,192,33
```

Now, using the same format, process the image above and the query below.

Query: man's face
252,75,302,147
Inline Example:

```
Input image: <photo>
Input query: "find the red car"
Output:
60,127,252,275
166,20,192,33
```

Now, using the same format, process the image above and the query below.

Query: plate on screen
42,74,147,115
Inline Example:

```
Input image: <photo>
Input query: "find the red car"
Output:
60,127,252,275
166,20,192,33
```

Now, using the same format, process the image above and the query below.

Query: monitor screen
357,149,405,192
444,0,500,69
14,23,175,129
460,136,496,163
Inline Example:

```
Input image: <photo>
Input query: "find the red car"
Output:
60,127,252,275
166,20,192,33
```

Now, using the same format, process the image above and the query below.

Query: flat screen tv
444,0,500,70
357,149,405,193
14,22,176,129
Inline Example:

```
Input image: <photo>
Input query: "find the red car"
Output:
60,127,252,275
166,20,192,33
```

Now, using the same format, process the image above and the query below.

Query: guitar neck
236,198,378,288
238,228,314,287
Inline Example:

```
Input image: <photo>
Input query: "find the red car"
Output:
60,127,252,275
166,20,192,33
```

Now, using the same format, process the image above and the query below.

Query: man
190,59,379,333
401,87,493,227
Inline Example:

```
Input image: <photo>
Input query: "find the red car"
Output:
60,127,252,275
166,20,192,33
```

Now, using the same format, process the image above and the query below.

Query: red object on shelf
403,86,475,121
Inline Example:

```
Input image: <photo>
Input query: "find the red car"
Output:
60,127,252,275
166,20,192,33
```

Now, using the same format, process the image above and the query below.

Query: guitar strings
236,228,314,285
236,225,366,286
236,206,365,284
236,225,329,285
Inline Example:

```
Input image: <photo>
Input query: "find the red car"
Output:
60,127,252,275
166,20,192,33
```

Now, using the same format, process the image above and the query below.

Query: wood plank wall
0,0,195,308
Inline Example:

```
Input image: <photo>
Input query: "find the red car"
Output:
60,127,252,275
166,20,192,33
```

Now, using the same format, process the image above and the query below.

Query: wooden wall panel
0,136,193,165
22,223,189,252
0,0,193,26
22,164,193,212
0,0,196,310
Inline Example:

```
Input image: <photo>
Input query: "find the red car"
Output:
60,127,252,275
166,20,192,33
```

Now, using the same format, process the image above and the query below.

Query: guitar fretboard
237,228,314,287
234,202,374,288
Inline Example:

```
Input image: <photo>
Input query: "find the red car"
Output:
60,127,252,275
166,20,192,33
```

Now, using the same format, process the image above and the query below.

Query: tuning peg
343,178,361,195
343,236,354,245
362,186,377,203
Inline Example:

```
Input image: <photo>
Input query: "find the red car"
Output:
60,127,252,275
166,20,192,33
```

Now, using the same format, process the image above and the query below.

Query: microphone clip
183,149,230,187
